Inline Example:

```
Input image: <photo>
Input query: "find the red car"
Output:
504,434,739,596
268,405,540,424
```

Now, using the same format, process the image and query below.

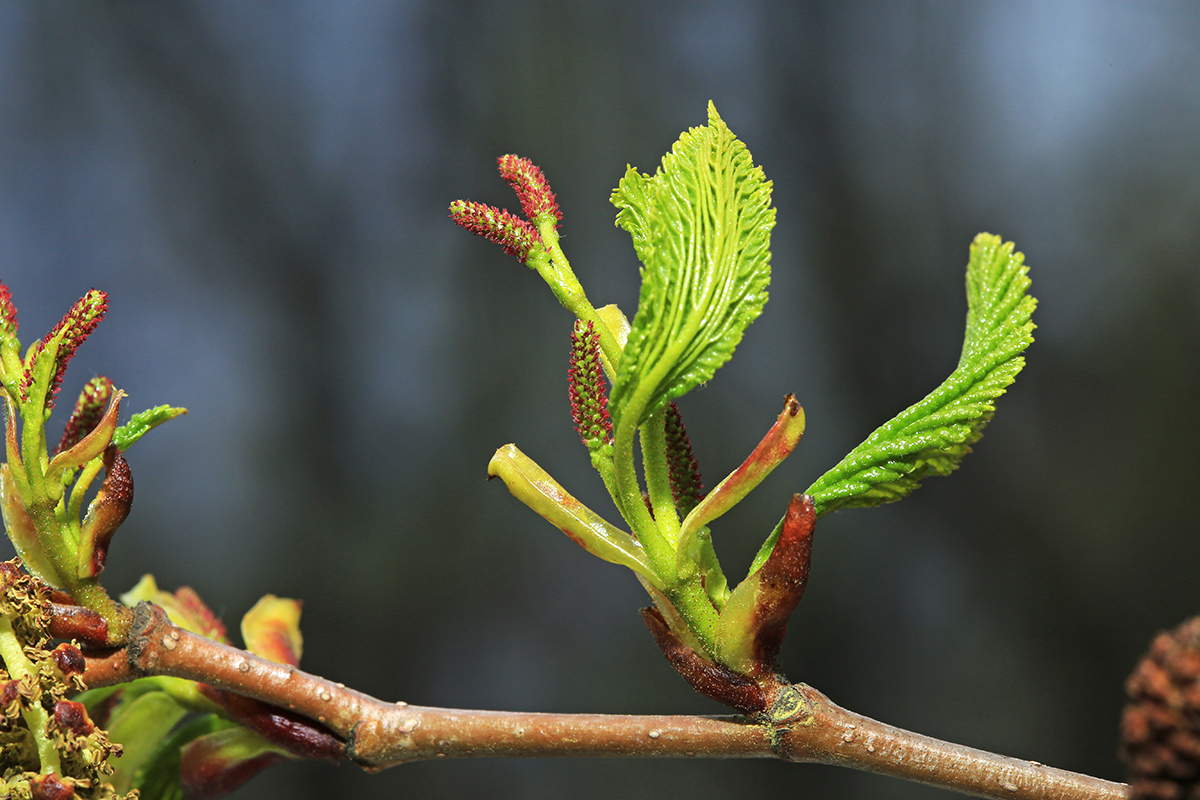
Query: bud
179,727,287,800
0,280,17,343
497,155,562,225
54,376,114,456
568,321,612,451
664,403,703,516
449,200,542,263
21,289,108,408
119,574,229,643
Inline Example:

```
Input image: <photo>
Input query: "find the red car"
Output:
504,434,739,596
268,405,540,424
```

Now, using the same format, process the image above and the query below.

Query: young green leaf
112,403,188,452
608,101,774,433
805,233,1036,517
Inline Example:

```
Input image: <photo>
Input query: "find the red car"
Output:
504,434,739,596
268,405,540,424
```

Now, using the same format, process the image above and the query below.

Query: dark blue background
2,3,1197,798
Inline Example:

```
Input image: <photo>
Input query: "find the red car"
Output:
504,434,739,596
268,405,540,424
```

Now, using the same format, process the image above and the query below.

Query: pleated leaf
608,102,774,433
806,234,1036,517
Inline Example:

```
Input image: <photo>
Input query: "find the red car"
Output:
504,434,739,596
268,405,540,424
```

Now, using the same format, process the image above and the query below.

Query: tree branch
76,602,1129,799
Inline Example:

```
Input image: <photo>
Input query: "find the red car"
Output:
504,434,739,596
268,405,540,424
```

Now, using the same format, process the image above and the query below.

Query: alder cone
1122,616,1200,800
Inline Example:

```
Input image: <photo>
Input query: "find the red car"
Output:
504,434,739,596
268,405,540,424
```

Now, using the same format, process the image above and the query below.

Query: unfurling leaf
112,403,188,452
102,690,190,793
1,464,65,587
805,233,1036,517
241,595,303,667
608,102,773,436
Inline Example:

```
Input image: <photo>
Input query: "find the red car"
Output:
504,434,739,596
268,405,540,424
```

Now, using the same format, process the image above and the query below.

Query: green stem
638,409,720,655
611,419,667,573
0,614,60,775
533,218,622,366
590,449,627,522
64,458,105,547
65,580,133,643
667,576,720,656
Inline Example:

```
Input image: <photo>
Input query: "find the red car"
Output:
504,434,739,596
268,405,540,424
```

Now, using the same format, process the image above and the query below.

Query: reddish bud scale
54,376,114,456
50,643,86,678
198,685,343,762
79,447,133,578
641,606,766,715
181,742,285,800
449,200,542,262
664,403,703,516
568,321,612,448
46,602,110,647
52,699,95,737
742,494,815,673
30,773,73,800
497,155,562,224
0,281,17,339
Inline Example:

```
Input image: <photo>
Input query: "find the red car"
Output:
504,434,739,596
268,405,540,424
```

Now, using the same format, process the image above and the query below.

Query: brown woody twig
75,602,1129,799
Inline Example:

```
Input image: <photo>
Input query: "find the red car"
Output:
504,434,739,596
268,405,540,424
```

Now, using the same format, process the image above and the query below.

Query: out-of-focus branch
75,602,1129,799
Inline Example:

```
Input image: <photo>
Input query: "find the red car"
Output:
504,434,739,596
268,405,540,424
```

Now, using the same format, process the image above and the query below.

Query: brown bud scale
1121,615,1200,800
641,606,766,715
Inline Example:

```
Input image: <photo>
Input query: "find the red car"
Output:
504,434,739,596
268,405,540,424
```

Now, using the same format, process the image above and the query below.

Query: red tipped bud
449,200,543,263
21,288,108,408
568,321,612,451
180,727,288,799
241,594,303,667
54,376,114,455
0,281,17,342
120,574,229,643
664,402,703,516
497,154,562,225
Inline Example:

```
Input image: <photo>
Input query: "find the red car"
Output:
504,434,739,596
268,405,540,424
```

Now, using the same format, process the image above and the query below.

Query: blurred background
2,2,1198,798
